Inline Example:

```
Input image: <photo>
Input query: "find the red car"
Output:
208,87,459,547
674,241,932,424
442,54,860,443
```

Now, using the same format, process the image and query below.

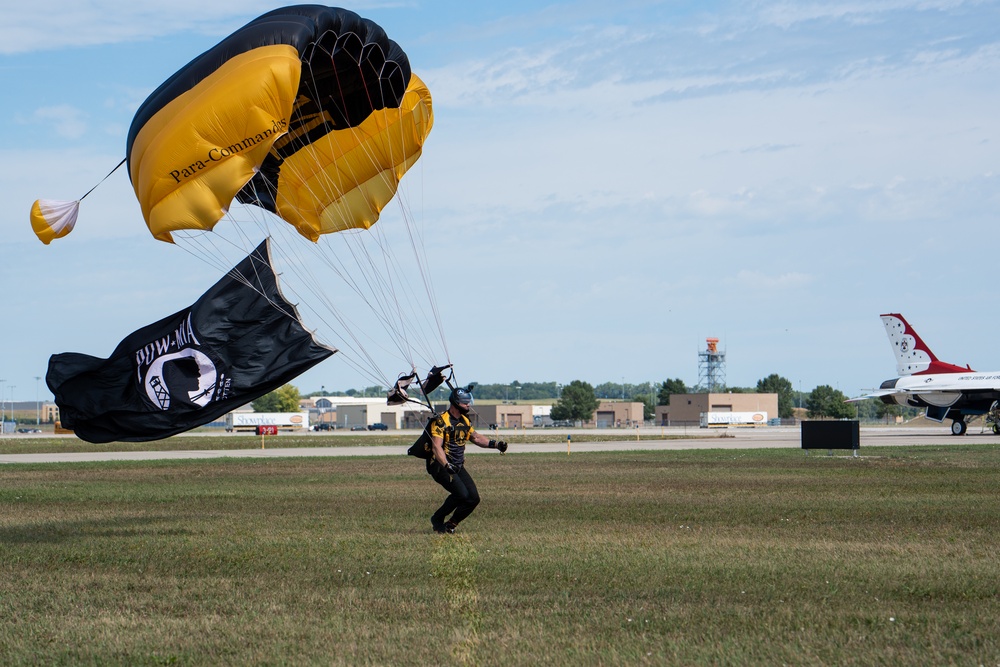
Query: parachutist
423,386,507,534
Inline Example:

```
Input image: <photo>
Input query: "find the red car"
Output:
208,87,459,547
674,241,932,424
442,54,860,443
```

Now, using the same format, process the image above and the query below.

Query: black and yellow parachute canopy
126,4,433,243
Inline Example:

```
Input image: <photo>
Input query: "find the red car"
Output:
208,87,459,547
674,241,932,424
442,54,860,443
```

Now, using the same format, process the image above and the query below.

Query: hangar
655,393,778,427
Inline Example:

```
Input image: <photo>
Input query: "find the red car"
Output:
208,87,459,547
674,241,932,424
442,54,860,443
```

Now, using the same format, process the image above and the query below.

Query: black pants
427,461,481,525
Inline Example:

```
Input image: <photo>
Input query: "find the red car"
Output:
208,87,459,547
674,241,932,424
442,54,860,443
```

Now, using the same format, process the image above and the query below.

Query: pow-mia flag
47,239,335,443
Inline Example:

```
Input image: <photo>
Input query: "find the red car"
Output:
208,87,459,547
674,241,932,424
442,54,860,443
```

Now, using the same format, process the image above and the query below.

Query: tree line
548,376,919,423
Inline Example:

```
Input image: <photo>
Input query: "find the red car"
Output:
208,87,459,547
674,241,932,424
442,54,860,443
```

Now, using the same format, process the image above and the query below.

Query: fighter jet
853,313,1000,435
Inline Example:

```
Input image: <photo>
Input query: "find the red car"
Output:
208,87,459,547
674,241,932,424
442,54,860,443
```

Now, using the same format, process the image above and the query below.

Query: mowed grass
0,446,998,666
0,431,684,455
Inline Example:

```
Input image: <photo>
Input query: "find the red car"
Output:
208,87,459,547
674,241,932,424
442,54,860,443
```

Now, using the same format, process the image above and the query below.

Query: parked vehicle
350,425,367,431
367,423,388,431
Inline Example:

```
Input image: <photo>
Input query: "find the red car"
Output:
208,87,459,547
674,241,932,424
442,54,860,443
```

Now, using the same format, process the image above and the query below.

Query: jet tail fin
880,313,971,376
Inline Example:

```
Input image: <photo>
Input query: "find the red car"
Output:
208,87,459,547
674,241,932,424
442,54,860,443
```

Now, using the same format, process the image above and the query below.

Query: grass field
1,445,998,665
0,431,685,455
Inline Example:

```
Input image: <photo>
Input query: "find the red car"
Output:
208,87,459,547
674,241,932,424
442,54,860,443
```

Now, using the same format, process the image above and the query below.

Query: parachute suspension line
240,207,394,390
269,248,388,385
393,179,450,365
171,228,297,324
273,228,396,387
292,215,413,362
312,53,420,363
350,72,449,369
367,88,450,370
171,233,233,275
280,56,445,376
167,199,376,375
290,55,411,340
323,47,426,360
171,209,269,276
365,197,444,371
276,226,425,391
355,215,437,369
79,157,126,201
351,67,450,371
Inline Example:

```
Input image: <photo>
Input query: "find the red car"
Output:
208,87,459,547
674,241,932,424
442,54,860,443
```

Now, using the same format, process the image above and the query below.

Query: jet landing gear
985,403,1000,435
950,419,968,436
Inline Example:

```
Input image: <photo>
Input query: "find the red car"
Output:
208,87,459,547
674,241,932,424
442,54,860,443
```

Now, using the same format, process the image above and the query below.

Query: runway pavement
1,425,996,464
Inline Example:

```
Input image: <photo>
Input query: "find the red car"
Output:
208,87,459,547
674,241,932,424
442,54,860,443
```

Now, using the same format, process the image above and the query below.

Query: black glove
445,462,459,474
496,440,508,454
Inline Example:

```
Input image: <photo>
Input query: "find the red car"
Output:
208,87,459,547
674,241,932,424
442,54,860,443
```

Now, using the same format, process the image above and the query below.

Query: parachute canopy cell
126,5,433,243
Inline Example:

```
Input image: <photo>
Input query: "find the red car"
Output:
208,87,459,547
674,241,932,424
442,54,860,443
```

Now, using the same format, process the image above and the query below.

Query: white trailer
225,411,310,432
699,411,768,428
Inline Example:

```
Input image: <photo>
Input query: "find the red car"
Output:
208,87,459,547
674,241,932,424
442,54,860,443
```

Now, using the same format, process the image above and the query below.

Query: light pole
515,384,522,402
35,376,41,425
9,385,14,426
0,378,5,424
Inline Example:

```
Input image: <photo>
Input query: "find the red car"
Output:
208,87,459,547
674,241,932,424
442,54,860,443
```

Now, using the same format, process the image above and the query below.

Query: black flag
47,240,335,443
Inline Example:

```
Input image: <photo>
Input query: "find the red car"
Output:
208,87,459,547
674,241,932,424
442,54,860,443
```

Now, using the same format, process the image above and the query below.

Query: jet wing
846,388,901,402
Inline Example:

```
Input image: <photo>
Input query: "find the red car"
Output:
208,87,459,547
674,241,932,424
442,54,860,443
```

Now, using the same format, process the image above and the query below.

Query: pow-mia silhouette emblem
143,348,218,410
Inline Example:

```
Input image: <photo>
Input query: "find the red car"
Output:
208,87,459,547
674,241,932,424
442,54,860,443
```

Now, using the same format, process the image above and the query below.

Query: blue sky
2,0,999,403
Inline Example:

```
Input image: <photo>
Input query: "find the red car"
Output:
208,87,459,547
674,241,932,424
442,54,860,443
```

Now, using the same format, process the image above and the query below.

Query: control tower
698,337,726,392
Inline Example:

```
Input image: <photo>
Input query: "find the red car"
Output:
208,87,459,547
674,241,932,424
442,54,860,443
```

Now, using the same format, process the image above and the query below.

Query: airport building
589,401,646,428
655,393,778,427
305,396,538,430
448,403,534,429
2,401,59,424
303,396,424,429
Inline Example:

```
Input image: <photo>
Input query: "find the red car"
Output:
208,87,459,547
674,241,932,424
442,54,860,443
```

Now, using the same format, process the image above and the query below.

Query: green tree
851,398,877,421
805,385,854,419
640,396,655,421
594,381,622,399
251,392,280,412
875,399,903,424
442,381,559,401
251,384,301,412
550,380,600,423
756,373,795,419
593,381,656,401
657,378,688,405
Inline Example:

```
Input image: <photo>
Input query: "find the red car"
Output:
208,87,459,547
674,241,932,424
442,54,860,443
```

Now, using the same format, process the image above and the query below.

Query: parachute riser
387,364,458,415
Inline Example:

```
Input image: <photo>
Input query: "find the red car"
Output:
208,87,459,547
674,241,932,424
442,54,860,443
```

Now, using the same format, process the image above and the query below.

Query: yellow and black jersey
429,411,475,467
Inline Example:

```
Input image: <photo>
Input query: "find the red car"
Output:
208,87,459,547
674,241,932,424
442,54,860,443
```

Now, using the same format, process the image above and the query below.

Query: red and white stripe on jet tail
880,313,972,376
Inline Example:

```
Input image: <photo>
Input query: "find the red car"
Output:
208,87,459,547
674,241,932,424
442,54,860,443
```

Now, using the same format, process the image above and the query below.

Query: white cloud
756,0,973,30
733,270,814,290
0,2,279,54
30,105,88,139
